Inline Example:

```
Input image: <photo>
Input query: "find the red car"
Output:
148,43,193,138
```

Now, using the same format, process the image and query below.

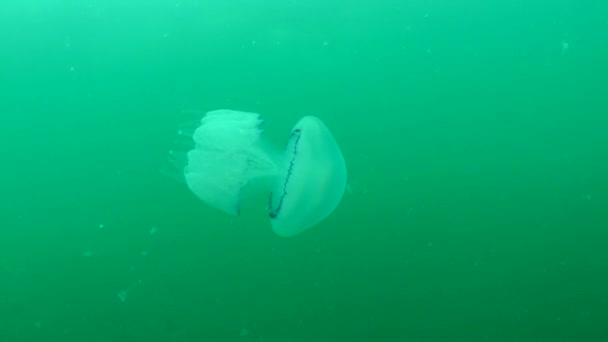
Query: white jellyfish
169,109,347,237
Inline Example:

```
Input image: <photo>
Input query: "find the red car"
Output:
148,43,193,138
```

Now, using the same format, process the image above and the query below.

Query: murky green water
1,0,607,341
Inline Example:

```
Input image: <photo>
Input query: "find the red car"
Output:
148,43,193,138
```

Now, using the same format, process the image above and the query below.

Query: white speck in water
98,224,104,229
428,242,432,247
240,329,249,337
141,251,148,256
150,226,157,235
82,250,94,257
561,40,569,56
118,280,142,302
586,195,591,200
34,322,42,329
322,41,329,46
346,184,352,194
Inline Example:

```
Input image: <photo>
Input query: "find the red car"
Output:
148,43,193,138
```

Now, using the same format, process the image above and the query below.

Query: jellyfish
169,109,347,237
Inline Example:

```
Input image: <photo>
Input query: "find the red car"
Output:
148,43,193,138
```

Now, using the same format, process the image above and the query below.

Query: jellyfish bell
170,109,347,237
269,116,347,237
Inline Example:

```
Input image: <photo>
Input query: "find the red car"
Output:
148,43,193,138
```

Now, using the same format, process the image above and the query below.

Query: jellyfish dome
170,109,347,237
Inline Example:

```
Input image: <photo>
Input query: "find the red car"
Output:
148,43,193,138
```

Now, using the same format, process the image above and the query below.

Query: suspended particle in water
561,40,569,56
117,280,142,302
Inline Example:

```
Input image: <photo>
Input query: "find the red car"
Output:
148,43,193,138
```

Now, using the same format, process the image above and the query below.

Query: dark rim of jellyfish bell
269,128,302,219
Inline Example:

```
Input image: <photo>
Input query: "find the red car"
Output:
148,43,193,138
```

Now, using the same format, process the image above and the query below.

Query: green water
1,0,607,341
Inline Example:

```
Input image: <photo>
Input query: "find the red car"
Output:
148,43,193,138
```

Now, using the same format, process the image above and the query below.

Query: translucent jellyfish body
170,109,347,237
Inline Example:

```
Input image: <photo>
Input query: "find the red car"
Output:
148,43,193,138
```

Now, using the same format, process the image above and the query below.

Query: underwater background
1,0,607,341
